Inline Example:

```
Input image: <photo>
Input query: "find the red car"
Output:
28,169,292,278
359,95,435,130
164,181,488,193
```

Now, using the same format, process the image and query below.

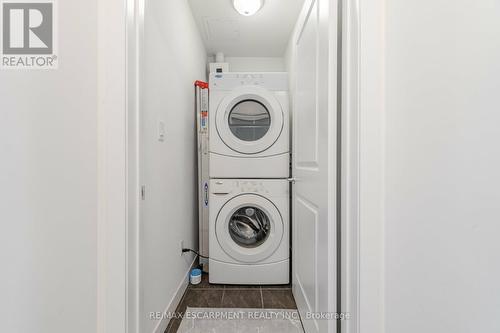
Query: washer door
216,194,284,263
216,86,284,154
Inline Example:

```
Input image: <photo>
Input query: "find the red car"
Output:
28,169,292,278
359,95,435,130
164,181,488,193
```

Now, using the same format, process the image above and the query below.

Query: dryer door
215,86,284,154
215,194,284,263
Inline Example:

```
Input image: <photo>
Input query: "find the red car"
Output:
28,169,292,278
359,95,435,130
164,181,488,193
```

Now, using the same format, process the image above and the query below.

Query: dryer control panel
209,72,288,91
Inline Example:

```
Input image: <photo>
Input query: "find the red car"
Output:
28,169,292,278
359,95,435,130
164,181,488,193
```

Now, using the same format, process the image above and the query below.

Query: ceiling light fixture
233,0,264,16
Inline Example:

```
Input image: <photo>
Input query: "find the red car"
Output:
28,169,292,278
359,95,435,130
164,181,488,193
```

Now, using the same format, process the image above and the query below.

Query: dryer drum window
228,99,271,142
228,206,271,248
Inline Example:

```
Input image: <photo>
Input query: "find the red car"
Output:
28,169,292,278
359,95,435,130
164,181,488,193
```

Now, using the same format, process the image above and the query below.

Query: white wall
384,1,500,331
358,1,500,332
208,56,286,72
140,1,206,332
0,1,99,332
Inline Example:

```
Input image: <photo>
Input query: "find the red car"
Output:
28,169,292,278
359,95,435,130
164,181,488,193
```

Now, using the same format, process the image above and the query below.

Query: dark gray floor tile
262,289,297,309
221,289,263,308
178,289,224,312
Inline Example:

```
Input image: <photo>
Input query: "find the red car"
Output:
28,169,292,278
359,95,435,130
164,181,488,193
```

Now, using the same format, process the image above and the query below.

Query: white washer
209,179,289,285
209,72,290,179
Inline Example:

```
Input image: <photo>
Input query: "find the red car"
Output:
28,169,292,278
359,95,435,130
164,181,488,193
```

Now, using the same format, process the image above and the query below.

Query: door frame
96,0,143,332
125,0,143,332
96,0,386,331
340,0,386,333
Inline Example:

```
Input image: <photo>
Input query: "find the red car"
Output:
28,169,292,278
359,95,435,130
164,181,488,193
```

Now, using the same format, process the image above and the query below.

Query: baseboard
293,276,317,333
152,256,196,333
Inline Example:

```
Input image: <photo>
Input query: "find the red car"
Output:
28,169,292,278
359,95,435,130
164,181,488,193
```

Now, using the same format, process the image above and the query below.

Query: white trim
341,0,360,332
358,0,386,331
329,0,340,332
97,0,129,332
152,257,196,333
126,0,143,332
342,0,386,332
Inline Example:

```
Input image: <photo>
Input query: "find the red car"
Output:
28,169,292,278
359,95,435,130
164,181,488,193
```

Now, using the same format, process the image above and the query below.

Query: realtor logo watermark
1,0,57,69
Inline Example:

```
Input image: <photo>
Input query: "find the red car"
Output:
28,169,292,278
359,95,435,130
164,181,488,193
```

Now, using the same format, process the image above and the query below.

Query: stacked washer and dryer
208,72,290,285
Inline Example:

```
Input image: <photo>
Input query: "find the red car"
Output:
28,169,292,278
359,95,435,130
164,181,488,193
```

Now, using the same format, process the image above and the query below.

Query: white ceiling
187,0,305,57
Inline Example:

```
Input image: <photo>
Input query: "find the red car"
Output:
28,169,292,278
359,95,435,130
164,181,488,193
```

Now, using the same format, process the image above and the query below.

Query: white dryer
209,73,290,179
209,179,289,285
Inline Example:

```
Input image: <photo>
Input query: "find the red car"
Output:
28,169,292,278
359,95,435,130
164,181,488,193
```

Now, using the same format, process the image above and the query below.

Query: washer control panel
210,179,288,198
237,180,269,194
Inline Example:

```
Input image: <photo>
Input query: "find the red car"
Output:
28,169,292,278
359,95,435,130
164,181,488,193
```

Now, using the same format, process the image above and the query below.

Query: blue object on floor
190,269,202,285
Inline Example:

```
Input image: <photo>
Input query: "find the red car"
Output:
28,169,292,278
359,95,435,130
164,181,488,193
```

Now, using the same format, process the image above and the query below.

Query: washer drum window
228,206,271,248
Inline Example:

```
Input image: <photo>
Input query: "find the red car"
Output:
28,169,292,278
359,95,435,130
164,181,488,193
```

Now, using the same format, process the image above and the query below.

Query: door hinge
141,185,146,200
287,177,296,184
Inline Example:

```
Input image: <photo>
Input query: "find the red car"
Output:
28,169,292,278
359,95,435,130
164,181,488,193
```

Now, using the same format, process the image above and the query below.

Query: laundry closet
137,1,338,332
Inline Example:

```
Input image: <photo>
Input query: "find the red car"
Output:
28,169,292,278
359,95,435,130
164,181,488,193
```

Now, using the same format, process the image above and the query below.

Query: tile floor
165,273,297,333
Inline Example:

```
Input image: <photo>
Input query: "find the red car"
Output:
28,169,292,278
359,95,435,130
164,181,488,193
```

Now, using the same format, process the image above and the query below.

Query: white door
291,0,337,332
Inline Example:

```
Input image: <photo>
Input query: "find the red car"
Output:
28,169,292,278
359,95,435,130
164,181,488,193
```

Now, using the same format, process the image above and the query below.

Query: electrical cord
182,248,209,259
